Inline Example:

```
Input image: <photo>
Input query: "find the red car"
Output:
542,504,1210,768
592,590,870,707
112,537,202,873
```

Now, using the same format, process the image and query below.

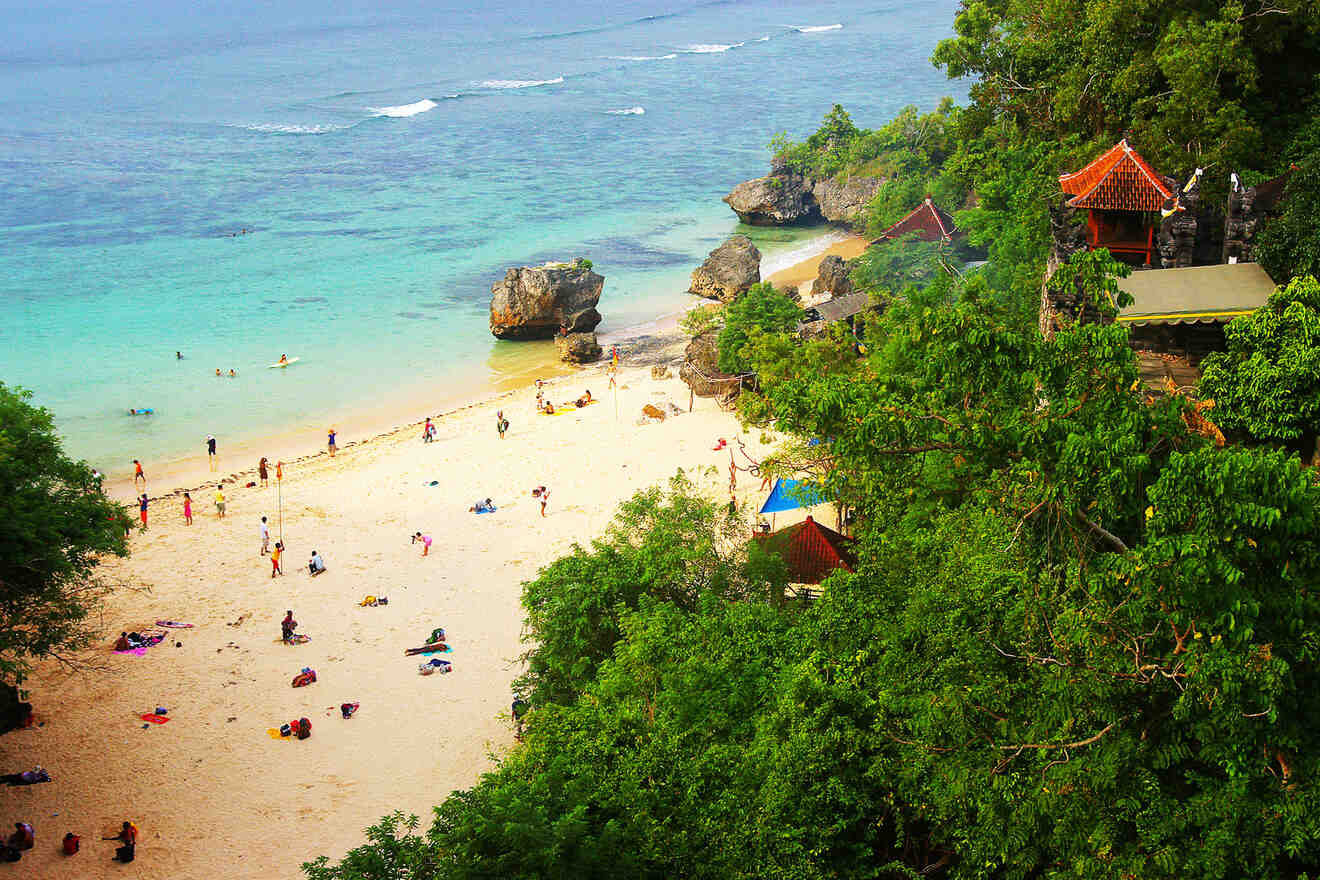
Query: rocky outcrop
809,255,855,301
489,261,603,340
725,158,884,226
811,176,883,223
555,331,602,364
679,331,735,398
689,235,761,303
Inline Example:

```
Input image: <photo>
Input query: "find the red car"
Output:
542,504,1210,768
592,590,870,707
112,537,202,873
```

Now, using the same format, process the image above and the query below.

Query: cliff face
489,263,604,340
724,159,883,226
689,235,761,303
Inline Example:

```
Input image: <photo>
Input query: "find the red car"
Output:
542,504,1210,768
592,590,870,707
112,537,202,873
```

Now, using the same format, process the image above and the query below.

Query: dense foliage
1201,275,1320,456
308,3,1320,878
0,383,130,683
1258,157,1320,283
714,282,799,375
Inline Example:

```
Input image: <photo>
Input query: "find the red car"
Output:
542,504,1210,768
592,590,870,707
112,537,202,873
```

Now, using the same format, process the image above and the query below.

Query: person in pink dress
182,492,193,525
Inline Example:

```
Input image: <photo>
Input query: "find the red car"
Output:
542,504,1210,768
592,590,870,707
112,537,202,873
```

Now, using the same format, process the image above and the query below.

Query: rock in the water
810,254,855,301
689,235,761,303
723,170,818,226
811,176,884,223
490,261,604,340
555,331,602,363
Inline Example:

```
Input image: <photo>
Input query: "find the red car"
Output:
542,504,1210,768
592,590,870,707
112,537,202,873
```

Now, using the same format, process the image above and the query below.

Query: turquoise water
0,0,960,474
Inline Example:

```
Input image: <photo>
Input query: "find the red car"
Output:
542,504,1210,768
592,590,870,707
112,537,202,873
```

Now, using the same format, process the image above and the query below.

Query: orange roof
1059,140,1172,212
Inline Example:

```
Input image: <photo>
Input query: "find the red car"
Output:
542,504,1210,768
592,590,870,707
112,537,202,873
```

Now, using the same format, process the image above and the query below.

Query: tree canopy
0,382,130,683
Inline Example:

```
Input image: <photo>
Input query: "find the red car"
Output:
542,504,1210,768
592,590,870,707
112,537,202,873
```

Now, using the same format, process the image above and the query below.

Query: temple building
1057,139,1172,267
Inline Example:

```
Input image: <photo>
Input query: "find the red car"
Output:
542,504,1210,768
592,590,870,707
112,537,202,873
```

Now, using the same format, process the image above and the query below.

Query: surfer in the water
278,354,288,365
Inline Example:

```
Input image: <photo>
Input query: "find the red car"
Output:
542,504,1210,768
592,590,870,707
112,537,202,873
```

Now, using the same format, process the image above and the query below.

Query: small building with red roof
755,515,856,586
874,197,958,244
1059,139,1173,266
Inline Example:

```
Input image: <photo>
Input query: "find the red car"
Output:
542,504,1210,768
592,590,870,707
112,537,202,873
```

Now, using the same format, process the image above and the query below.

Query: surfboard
267,357,300,369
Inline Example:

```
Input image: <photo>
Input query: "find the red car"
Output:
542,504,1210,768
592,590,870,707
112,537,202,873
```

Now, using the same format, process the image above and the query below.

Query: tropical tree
716,283,800,375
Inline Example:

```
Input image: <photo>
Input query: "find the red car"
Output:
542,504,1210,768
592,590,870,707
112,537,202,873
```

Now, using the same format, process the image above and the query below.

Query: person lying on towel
404,641,449,656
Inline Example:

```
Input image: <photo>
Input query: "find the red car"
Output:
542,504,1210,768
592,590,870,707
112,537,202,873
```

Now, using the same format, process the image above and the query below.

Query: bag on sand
279,723,292,737
296,717,312,739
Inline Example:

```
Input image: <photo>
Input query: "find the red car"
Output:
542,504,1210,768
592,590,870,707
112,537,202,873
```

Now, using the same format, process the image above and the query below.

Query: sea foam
480,76,565,89
792,24,844,33
608,54,678,61
682,42,744,53
607,106,645,115
233,122,349,135
370,99,438,118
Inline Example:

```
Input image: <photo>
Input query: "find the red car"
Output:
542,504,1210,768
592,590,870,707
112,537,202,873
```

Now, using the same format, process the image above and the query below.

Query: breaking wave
370,99,438,118
607,106,645,115
608,53,678,61
682,42,744,53
232,122,351,135
479,76,565,89
791,24,844,33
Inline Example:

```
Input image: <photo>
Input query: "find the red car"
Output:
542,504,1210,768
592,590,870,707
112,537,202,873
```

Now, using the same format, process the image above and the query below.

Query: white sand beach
0,335,775,878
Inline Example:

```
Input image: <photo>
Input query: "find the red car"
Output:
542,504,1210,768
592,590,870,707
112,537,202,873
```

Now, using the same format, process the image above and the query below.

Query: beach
0,334,789,878
765,233,871,296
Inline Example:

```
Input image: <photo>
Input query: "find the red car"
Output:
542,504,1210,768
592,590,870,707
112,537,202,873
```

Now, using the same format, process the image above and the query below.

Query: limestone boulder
555,331,602,364
490,261,604,340
723,171,817,226
810,254,855,301
689,235,761,303
810,176,884,223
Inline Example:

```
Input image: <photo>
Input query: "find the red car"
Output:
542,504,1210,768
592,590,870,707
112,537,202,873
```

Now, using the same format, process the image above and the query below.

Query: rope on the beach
680,360,754,384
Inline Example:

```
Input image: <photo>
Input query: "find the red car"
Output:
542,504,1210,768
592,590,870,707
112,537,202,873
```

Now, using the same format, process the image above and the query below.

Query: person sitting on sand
7,822,33,851
308,551,326,576
543,401,555,415
412,532,432,556
574,390,593,407
113,631,135,652
281,610,298,642
106,821,136,863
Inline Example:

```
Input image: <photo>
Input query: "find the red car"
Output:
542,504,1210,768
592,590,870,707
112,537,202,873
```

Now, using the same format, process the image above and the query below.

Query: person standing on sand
327,428,337,457
133,460,145,489
138,494,148,529
182,492,192,526
206,434,217,471
533,485,549,517
412,532,432,556
258,457,269,488
497,410,509,439
271,541,284,577
260,516,270,556
214,484,226,518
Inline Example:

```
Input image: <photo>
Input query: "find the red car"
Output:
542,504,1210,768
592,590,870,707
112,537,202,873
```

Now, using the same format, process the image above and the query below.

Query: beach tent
759,478,829,514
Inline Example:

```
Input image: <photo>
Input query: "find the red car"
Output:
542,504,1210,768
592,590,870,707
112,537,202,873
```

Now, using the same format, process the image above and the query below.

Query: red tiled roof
756,516,856,585
1059,140,1172,212
875,197,957,243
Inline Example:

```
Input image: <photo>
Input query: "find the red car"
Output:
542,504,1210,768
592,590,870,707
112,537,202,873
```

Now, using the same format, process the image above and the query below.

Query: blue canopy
759,478,829,514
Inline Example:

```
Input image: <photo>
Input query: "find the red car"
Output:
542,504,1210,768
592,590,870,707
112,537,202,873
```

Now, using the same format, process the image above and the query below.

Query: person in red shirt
133,459,145,488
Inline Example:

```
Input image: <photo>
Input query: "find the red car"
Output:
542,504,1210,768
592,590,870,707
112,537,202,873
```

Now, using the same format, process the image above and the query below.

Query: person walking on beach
496,411,509,439
327,428,337,457
214,484,226,519
182,492,192,526
533,485,549,517
138,494,149,529
258,457,269,488
260,516,270,556
271,541,284,578
412,532,432,556
423,418,434,443
206,434,217,471
133,460,145,489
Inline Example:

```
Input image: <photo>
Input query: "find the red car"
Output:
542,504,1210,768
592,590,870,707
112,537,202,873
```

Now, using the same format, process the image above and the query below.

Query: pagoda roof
875,197,957,243
755,515,856,585
1060,140,1172,212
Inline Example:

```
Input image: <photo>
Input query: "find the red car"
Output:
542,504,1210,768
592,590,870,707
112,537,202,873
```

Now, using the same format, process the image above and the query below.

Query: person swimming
228,369,236,377
278,354,288,365
215,368,222,376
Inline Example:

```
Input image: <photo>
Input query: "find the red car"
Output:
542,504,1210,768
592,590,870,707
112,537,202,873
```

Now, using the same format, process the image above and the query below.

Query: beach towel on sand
156,620,194,628
114,647,149,656
140,713,170,724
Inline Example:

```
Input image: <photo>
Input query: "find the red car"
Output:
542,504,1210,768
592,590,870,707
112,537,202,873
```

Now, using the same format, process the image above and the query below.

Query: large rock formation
811,176,883,223
689,235,761,303
679,331,737,399
724,158,883,226
489,261,603,340
809,254,855,301
555,331,602,364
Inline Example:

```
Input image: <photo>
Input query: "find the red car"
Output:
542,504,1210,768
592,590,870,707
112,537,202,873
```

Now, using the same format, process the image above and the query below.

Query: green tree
1257,157,1320,283
716,283,800,375
1200,275,1320,457
0,383,130,683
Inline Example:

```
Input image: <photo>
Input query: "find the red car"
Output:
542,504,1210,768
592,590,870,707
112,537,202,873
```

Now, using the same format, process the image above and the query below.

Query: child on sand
412,532,432,556
258,457,269,487
183,492,192,525
271,542,283,577
496,411,508,439
281,610,297,641
214,484,226,518
260,516,270,555
206,434,217,471
532,486,549,517
138,494,148,529
327,428,337,456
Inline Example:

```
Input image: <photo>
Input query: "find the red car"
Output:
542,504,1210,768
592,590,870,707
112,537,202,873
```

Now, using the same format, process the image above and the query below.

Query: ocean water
0,0,960,475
